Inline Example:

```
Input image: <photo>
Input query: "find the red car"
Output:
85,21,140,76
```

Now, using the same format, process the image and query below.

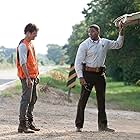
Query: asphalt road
0,79,16,85
0,65,55,91
0,68,17,91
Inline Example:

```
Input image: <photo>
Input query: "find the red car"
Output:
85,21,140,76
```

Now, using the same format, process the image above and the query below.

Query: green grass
40,76,68,92
105,81,140,111
39,67,140,112
1,67,140,112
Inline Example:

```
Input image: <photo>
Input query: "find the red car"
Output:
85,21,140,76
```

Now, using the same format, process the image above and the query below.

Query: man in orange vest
16,23,40,133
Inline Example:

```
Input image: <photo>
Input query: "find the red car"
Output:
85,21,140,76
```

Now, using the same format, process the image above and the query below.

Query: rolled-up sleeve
74,44,86,78
18,43,27,66
107,35,124,49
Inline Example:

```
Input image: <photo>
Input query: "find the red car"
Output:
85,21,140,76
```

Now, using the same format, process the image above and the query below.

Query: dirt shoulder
0,86,140,140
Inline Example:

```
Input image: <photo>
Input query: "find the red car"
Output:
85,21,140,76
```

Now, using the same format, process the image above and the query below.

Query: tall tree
67,0,140,83
46,44,67,65
67,21,88,64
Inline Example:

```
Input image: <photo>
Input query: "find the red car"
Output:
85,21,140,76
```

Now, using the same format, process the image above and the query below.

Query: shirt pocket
86,45,97,57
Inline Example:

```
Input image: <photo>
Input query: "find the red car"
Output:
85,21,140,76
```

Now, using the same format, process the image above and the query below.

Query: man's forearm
21,64,30,79
119,28,124,36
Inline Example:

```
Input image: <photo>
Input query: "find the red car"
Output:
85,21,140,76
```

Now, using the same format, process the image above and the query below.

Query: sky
0,0,90,54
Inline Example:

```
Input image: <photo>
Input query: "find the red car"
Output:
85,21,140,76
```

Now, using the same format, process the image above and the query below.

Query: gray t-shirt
18,43,27,66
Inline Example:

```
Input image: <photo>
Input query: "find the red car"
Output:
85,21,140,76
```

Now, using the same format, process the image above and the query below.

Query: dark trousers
19,78,37,121
75,71,107,129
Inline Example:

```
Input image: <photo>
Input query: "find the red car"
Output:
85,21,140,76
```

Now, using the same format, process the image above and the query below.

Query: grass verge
0,81,21,97
40,67,140,112
1,67,140,112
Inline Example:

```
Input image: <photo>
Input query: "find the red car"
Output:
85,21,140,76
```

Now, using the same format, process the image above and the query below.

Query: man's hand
35,77,40,85
26,77,33,88
79,77,87,86
118,21,125,35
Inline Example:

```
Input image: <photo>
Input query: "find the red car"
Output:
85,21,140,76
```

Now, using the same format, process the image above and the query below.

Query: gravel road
0,86,140,140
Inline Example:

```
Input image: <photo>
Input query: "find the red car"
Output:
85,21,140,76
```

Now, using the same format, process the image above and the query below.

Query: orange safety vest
16,39,39,79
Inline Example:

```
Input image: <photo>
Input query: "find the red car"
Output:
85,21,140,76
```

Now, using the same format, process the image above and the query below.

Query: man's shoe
99,127,115,132
28,121,40,131
18,121,34,133
18,128,34,133
76,127,82,132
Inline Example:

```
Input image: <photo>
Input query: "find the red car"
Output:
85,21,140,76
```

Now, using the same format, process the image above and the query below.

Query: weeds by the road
0,81,21,97
1,67,140,112
40,67,140,112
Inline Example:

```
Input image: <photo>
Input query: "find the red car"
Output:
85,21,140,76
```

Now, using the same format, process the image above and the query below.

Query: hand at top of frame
118,21,125,36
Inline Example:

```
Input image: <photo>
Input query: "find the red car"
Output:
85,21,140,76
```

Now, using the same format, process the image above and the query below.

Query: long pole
68,88,71,102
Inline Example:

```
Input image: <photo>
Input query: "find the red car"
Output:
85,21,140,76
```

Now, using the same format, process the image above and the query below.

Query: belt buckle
95,68,100,72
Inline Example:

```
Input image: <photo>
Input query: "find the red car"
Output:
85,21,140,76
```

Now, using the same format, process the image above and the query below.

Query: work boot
18,120,34,133
28,119,40,131
98,122,115,132
76,127,82,132
99,127,115,132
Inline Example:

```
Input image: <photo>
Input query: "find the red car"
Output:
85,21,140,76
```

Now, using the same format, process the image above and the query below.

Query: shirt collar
89,37,101,44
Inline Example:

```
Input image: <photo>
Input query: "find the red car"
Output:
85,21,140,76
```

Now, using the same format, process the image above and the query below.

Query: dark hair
24,23,39,34
89,24,100,33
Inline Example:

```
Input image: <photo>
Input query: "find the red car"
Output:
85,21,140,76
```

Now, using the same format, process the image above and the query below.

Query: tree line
0,46,49,66
65,0,140,85
0,46,15,64
0,45,68,66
